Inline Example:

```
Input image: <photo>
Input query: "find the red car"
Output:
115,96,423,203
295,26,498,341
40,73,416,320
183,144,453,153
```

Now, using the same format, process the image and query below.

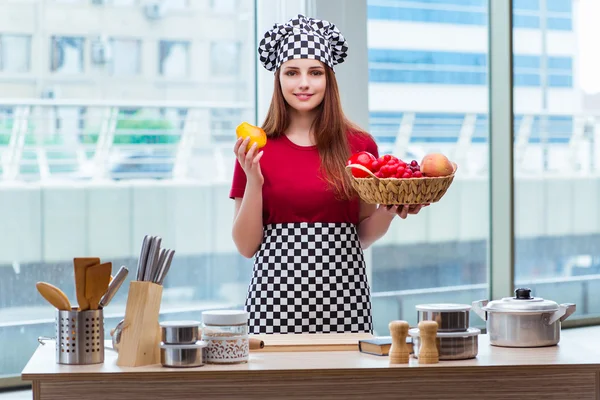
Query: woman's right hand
234,137,264,186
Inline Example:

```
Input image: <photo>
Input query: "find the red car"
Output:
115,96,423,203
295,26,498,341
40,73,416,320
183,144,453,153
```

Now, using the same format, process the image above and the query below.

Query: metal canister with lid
201,310,249,364
416,303,471,332
413,302,480,360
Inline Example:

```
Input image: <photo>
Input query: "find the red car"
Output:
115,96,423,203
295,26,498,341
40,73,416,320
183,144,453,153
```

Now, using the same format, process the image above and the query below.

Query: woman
230,14,425,334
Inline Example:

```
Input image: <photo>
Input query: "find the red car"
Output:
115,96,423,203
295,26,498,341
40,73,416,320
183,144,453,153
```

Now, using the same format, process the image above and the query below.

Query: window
158,40,189,78
368,49,573,87
168,0,188,9
368,0,572,31
110,0,136,5
210,41,241,77
110,39,141,76
367,0,490,335
0,0,256,386
211,0,237,13
0,35,31,73
512,0,599,318
50,36,85,74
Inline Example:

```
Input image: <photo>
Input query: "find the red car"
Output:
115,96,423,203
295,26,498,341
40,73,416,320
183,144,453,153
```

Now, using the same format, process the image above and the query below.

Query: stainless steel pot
160,341,207,368
160,320,201,344
409,327,480,360
416,303,471,332
472,288,576,348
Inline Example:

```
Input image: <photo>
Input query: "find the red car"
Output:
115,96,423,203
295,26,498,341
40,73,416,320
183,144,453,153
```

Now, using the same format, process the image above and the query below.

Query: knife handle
144,237,161,282
136,235,151,281
99,266,129,308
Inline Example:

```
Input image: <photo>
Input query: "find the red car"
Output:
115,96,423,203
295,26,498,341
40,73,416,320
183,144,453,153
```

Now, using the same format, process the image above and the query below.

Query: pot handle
471,300,488,321
544,303,577,325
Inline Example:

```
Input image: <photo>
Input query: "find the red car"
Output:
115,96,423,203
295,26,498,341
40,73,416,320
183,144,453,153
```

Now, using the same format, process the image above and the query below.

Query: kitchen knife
136,235,151,281
157,249,175,285
144,236,161,281
152,248,167,283
99,266,129,308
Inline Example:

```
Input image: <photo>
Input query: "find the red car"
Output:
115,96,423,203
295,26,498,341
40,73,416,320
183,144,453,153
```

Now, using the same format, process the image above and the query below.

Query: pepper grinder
417,321,439,364
388,320,409,364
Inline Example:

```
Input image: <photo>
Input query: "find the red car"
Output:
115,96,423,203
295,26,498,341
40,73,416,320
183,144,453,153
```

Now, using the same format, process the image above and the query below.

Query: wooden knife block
116,281,163,367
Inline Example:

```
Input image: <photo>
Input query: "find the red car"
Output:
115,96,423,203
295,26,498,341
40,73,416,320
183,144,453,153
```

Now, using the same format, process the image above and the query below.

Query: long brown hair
261,64,370,200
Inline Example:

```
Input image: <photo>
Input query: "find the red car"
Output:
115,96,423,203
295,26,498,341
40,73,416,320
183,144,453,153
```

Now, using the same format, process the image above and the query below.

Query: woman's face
279,58,327,113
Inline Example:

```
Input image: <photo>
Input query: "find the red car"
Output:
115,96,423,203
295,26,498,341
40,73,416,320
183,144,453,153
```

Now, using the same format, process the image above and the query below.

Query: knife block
116,281,163,367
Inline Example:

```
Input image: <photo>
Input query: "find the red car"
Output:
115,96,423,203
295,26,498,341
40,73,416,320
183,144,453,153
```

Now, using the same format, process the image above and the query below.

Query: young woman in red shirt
230,14,426,335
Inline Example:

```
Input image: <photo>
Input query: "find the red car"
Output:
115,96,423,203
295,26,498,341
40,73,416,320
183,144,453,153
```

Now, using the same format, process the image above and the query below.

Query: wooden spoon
36,282,71,311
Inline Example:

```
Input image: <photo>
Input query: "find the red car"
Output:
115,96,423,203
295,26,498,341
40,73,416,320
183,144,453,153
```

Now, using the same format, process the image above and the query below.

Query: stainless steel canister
56,308,104,365
160,341,207,368
416,303,471,332
160,320,201,344
409,327,480,360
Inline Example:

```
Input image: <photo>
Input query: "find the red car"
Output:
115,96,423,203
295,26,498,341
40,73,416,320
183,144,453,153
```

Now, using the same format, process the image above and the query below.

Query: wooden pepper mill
417,321,439,364
388,320,410,364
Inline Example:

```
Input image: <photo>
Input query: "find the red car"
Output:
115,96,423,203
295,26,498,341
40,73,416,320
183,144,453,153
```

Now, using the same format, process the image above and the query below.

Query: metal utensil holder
56,307,104,365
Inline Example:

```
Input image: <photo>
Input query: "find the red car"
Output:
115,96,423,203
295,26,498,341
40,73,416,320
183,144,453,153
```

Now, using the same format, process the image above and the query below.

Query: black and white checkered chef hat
258,14,348,72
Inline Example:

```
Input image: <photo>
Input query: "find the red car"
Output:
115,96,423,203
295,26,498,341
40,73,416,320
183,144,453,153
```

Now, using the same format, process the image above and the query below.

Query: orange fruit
236,122,267,152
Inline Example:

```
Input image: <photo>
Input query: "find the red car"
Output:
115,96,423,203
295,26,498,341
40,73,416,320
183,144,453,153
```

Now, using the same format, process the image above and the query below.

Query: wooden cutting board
249,333,373,352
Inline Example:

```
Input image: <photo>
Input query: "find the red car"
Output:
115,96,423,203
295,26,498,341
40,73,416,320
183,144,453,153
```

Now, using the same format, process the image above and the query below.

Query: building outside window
50,36,85,74
0,34,31,73
109,38,141,76
210,0,237,13
158,40,189,78
210,41,241,77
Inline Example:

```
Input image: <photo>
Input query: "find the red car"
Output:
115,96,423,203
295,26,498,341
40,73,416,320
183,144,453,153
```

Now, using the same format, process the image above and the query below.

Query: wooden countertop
21,326,600,399
22,326,600,380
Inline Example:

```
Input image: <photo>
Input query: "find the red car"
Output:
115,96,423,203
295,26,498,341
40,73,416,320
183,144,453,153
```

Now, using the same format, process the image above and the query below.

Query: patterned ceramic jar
201,310,249,364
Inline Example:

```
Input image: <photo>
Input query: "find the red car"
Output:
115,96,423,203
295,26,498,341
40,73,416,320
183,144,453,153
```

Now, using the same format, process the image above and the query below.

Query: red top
229,130,379,226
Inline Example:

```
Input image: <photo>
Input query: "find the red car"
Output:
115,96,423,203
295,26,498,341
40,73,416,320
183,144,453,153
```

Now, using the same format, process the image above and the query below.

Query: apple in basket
346,152,454,179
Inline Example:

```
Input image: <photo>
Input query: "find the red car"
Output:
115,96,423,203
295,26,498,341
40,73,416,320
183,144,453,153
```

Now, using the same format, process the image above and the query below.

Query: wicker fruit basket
345,163,458,205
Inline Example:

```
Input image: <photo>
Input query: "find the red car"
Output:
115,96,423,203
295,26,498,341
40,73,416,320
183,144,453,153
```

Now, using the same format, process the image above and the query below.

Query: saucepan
472,288,576,348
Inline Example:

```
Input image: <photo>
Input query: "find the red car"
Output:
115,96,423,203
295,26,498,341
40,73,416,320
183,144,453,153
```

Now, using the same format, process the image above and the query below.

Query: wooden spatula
85,262,112,310
74,257,100,311
36,282,71,311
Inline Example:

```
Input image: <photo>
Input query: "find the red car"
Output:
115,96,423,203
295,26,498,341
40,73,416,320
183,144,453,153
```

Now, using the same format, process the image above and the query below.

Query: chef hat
258,14,348,72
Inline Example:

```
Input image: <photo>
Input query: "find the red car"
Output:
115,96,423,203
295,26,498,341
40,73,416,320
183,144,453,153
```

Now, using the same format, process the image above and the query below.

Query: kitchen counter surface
22,326,600,400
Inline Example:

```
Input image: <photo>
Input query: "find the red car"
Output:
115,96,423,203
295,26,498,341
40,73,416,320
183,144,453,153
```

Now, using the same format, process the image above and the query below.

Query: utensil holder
116,281,163,367
56,308,104,365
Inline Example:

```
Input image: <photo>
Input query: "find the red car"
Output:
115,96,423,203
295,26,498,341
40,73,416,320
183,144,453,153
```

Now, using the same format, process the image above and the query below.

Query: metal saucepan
472,288,576,348
409,327,480,360
416,303,471,332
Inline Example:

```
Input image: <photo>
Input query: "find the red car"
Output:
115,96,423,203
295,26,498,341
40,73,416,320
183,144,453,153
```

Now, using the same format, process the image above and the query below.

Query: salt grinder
417,321,439,364
388,320,409,364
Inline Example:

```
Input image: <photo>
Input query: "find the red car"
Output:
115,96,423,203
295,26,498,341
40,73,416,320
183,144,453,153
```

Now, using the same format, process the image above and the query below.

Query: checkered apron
245,222,373,334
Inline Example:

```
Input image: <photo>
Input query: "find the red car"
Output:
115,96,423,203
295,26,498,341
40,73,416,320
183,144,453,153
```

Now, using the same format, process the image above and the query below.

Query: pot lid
483,288,559,312
160,320,201,328
202,309,248,325
415,303,471,312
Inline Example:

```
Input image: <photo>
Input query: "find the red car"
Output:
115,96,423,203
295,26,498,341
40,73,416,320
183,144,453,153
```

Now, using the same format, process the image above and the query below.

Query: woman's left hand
380,204,429,219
